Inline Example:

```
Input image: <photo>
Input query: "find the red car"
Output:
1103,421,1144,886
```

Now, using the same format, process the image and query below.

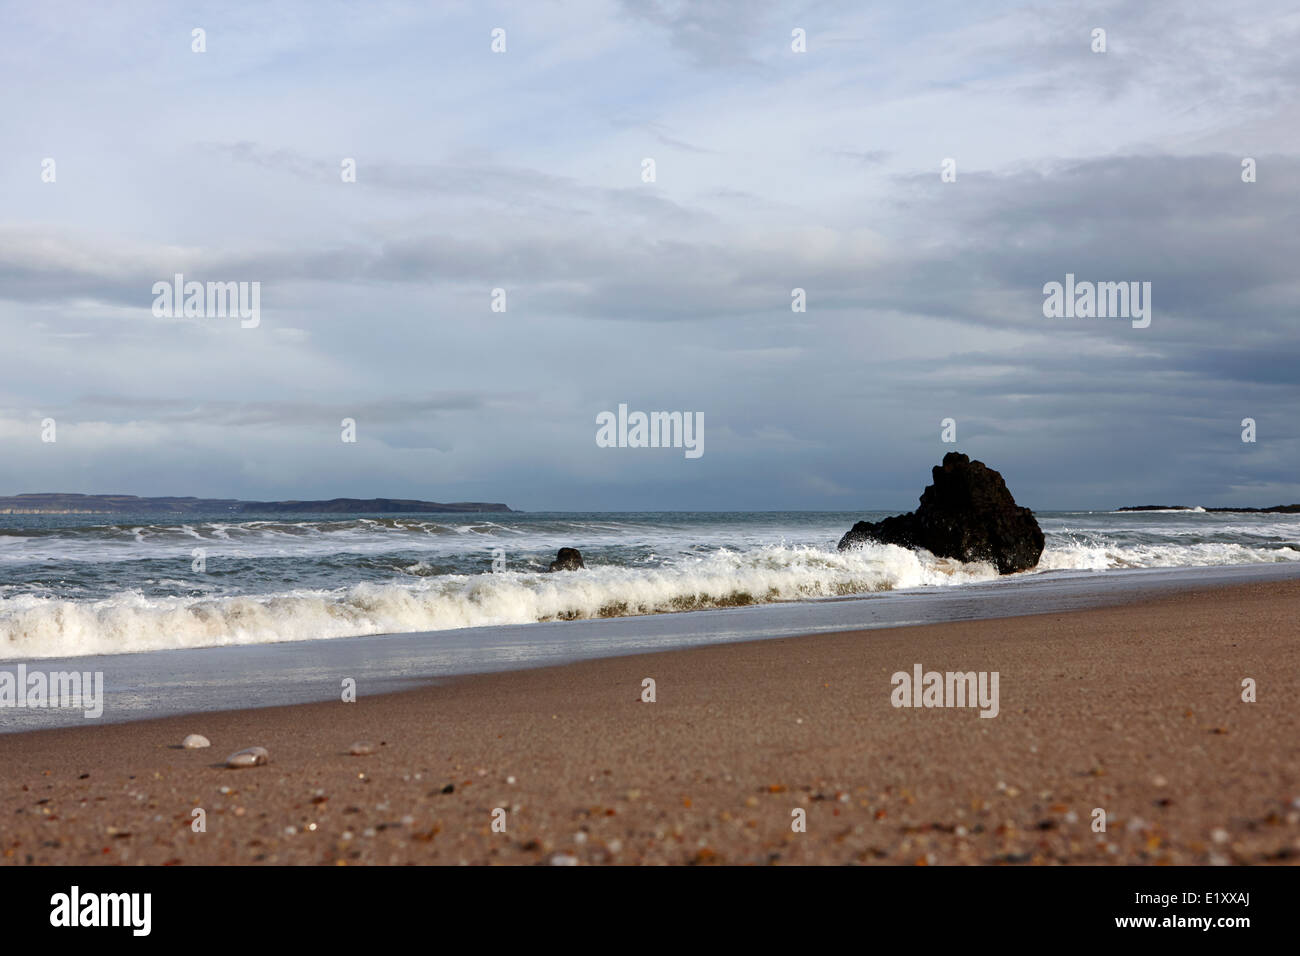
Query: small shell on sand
182,734,211,750
226,746,269,768
349,742,376,756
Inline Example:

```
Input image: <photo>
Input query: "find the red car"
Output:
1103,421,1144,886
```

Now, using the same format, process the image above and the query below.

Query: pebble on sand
225,746,270,768
182,734,211,750
349,742,376,756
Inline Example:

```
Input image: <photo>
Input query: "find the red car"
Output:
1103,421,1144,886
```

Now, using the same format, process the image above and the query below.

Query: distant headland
1118,504,1300,513
0,494,512,515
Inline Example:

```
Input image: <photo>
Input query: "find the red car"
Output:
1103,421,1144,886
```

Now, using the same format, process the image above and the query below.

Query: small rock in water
225,746,269,769
547,547,585,572
349,742,376,756
181,734,211,750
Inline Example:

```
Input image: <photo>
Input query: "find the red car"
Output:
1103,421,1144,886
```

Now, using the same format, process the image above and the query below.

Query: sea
2,508,1299,729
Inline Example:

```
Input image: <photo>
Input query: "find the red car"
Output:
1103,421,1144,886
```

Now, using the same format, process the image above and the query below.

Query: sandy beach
2,578,1298,866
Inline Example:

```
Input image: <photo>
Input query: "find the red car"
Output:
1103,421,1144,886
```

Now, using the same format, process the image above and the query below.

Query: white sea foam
1038,539,1300,571
1,524,1298,659
0,544,997,659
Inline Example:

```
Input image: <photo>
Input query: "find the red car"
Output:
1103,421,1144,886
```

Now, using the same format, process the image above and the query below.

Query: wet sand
2,578,1298,865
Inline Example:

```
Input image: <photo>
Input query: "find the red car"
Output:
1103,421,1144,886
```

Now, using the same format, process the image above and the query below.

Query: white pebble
349,742,376,756
549,853,579,866
225,746,269,768
182,734,210,750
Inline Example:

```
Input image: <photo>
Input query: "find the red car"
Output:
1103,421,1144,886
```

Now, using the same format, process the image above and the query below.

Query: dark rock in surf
837,452,1043,574
548,547,585,572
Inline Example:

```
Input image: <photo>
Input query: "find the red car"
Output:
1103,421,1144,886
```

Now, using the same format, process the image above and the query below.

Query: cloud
0,1,1298,509
617,0,783,70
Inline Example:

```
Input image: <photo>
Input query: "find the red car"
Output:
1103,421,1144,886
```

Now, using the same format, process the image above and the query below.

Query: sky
1,0,1298,511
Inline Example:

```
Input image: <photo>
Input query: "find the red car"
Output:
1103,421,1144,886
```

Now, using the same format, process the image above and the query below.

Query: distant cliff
0,494,512,515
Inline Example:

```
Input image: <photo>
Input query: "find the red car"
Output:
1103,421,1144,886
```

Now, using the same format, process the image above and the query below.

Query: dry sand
2,579,1298,865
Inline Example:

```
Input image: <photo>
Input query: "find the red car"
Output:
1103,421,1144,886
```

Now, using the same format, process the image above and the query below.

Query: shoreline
5,560,1300,732
2,577,1298,865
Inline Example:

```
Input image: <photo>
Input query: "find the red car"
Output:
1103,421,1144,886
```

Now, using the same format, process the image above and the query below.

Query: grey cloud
3,1,1299,509
66,394,497,427
617,0,784,70
4,153,1296,341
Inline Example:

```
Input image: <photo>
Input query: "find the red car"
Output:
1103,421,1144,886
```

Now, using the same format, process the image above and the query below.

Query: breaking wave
1,511,1298,659
0,543,995,659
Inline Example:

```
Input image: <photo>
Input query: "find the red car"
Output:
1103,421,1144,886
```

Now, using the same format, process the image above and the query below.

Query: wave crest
3,531,1298,659
0,544,996,659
